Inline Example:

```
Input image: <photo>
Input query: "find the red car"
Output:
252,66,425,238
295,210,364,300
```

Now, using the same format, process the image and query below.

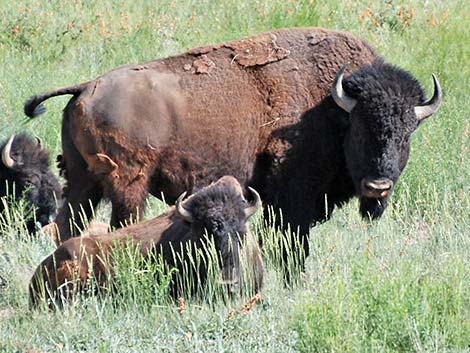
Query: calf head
0,133,61,233
332,62,441,219
174,176,262,291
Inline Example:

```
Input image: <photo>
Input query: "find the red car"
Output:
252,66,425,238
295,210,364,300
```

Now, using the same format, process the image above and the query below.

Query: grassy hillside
1,0,469,352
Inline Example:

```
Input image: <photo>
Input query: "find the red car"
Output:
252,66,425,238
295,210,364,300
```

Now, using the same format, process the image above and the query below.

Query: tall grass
1,0,469,352
293,184,470,352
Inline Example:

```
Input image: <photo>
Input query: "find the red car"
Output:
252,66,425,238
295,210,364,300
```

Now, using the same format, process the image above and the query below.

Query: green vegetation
1,0,469,352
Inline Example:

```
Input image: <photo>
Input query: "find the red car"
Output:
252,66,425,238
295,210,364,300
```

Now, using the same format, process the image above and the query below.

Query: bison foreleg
263,206,310,286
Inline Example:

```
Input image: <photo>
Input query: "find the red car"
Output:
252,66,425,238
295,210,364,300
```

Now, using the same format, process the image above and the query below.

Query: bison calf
0,133,61,234
29,176,263,307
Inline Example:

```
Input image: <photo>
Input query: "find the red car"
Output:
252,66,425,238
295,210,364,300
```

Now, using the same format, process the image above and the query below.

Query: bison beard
24,27,441,280
29,176,263,307
0,133,61,234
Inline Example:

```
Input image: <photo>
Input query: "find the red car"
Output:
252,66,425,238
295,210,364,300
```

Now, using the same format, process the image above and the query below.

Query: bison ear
244,187,262,219
175,191,194,223
414,74,442,123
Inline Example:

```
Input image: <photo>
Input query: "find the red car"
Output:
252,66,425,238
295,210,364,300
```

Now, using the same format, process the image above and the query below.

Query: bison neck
255,97,355,235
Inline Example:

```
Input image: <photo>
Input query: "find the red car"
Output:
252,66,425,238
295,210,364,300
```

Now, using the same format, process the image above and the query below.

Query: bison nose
360,178,393,198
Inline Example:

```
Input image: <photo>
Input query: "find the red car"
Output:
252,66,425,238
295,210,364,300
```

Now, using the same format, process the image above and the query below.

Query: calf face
175,178,262,291
0,134,61,233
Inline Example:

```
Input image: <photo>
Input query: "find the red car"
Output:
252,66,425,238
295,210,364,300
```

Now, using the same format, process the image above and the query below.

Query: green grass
1,0,469,352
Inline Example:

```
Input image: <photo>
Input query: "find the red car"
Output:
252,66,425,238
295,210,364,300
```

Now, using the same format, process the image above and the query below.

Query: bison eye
24,175,40,187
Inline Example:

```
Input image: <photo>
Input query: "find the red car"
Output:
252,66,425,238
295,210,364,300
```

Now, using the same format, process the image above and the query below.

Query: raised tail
24,81,91,118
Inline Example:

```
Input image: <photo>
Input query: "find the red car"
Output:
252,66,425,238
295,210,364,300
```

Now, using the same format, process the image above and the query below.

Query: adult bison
0,133,61,234
24,28,441,271
29,176,263,307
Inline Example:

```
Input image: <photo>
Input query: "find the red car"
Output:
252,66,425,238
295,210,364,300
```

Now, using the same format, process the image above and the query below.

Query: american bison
29,176,263,307
0,133,61,234
24,28,441,271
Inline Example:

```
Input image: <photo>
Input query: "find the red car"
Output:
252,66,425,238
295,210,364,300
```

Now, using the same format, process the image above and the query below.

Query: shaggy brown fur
40,221,110,245
29,176,263,308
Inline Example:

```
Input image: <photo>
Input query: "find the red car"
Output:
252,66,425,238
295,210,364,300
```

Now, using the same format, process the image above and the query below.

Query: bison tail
24,96,47,118
23,82,91,118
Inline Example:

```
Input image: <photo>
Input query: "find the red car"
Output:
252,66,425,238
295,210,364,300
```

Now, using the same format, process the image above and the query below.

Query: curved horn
244,187,262,219
175,191,194,223
414,74,442,122
2,135,15,169
331,64,357,113
35,136,42,148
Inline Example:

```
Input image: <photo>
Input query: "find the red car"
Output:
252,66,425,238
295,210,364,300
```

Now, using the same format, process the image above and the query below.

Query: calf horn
2,135,15,168
175,191,194,223
244,187,262,219
414,74,442,122
331,64,357,113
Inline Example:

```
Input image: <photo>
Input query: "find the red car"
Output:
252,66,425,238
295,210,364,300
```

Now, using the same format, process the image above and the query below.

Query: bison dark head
332,62,441,219
174,176,262,292
0,133,61,234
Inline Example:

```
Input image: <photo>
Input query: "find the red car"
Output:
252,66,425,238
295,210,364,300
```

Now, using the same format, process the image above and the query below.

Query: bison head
331,62,441,219
0,133,61,233
174,176,262,292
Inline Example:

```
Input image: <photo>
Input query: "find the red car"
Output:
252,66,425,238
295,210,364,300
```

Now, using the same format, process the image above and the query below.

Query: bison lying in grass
29,176,263,307
24,27,441,275
0,133,61,234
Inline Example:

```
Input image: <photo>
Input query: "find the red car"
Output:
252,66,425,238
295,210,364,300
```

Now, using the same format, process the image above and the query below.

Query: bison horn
1,135,15,169
35,136,42,148
414,74,442,122
175,191,194,223
244,187,262,219
331,64,357,113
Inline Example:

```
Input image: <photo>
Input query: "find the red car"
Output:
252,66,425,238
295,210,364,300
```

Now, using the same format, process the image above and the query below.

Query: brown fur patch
86,153,119,175
40,222,109,246
224,33,290,67
193,55,216,74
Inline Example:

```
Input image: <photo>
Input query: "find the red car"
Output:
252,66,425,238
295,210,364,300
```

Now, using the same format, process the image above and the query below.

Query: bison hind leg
29,258,95,309
105,172,151,229
55,143,104,243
